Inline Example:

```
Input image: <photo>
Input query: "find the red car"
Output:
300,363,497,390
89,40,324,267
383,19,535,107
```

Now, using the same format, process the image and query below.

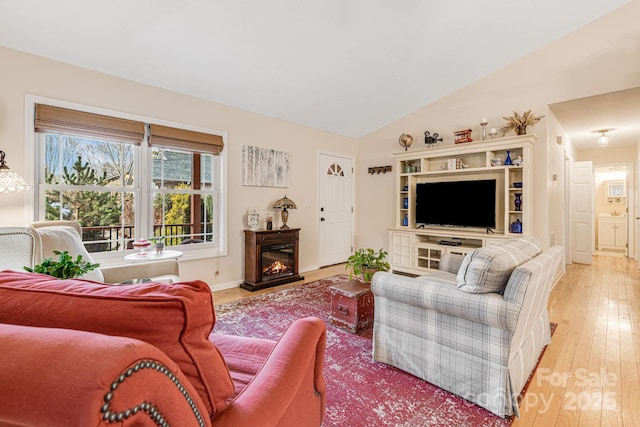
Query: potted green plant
24,250,100,279
345,248,390,283
150,236,166,254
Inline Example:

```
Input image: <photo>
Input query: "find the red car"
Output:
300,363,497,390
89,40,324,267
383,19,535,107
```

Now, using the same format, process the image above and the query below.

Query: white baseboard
300,264,319,273
207,279,244,292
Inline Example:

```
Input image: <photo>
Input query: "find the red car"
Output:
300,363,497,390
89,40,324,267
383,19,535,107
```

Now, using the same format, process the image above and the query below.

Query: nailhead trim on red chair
101,360,206,427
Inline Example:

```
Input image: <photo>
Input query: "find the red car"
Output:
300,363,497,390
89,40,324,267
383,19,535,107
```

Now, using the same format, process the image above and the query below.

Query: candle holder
488,128,498,139
480,119,488,141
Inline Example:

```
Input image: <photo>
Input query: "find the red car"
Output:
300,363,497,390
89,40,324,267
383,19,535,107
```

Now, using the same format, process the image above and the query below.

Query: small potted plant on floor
345,248,390,284
24,250,100,279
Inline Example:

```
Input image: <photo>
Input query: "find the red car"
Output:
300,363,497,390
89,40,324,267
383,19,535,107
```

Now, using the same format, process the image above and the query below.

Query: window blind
34,104,145,145
149,124,224,154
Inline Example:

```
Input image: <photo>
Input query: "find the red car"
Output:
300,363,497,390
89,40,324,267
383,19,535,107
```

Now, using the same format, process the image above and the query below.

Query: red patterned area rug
213,275,546,427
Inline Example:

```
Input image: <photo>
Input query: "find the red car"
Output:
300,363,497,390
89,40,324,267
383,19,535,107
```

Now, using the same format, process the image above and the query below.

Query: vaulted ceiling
0,1,631,139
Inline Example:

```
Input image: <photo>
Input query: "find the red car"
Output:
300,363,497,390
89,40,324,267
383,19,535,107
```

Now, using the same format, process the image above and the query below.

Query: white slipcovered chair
29,220,180,284
0,227,39,272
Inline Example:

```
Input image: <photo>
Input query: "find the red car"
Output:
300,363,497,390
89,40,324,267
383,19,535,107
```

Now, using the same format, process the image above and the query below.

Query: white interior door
318,153,353,267
571,161,594,264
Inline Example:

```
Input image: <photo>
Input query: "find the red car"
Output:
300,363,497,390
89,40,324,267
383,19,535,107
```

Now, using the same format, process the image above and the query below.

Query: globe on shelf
398,133,413,151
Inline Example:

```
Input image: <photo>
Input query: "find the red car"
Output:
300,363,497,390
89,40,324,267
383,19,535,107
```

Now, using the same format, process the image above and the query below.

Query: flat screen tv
415,179,496,229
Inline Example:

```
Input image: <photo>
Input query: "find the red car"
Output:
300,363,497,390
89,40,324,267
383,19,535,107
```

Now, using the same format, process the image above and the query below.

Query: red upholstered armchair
0,271,326,427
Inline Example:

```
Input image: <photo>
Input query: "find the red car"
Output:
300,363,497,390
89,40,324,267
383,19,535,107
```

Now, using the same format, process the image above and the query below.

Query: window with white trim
34,103,225,254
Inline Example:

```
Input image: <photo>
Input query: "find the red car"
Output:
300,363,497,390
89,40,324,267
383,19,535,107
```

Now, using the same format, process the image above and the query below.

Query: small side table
124,249,183,263
329,279,374,333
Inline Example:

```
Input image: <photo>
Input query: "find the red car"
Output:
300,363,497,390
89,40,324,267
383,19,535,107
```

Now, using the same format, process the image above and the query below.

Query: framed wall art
242,145,289,188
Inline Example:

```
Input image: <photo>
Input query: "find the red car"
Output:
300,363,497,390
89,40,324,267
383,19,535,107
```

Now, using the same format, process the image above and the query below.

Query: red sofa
0,271,326,427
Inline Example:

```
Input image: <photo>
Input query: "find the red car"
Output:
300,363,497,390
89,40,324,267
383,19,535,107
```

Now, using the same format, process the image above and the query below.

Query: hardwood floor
515,254,640,426
212,256,640,426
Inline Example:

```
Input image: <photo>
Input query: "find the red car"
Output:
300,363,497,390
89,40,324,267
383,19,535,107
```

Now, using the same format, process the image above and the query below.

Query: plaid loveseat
371,237,563,418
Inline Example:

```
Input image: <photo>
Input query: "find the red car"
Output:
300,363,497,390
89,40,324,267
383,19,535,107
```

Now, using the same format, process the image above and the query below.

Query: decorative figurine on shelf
510,219,523,234
453,129,473,144
514,193,522,211
247,208,260,230
424,131,442,147
513,155,523,167
398,133,414,151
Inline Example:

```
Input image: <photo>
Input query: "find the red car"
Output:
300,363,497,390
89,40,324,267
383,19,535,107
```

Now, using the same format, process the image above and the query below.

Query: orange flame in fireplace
263,260,290,275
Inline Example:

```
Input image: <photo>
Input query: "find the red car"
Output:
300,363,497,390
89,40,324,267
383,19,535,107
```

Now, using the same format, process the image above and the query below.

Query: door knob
320,217,326,221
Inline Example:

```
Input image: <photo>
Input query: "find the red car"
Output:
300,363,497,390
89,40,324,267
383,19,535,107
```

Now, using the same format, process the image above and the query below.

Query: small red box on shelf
454,129,473,144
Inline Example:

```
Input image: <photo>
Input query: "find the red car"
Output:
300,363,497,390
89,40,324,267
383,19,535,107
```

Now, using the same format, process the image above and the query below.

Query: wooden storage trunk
329,280,374,333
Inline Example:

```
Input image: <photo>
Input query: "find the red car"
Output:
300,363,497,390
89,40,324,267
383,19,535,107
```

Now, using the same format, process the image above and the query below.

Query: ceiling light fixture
598,130,609,147
0,150,32,193
593,128,614,147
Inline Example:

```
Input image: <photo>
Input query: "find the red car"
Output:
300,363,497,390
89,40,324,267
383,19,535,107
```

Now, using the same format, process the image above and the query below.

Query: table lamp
0,150,32,193
273,195,297,229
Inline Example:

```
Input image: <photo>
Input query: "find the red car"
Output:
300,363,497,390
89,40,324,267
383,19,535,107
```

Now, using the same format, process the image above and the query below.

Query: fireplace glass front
261,242,295,282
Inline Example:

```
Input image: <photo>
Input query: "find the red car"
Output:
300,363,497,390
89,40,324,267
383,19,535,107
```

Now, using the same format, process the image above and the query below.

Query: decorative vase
510,219,523,233
514,193,522,211
402,214,408,226
132,239,151,255
266,220,273,230
247,208,260,230
155,242,164,254
504,150,513,166
403,197,408,209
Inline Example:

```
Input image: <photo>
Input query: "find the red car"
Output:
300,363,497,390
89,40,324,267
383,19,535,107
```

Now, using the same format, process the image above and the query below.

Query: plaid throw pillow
456,236,542,294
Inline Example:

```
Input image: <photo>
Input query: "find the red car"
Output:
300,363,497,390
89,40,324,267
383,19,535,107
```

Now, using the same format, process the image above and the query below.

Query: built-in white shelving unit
389,135,535,275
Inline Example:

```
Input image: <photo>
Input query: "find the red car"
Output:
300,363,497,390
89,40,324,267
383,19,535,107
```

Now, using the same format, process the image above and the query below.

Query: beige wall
0,46,357,289
355,0,640,253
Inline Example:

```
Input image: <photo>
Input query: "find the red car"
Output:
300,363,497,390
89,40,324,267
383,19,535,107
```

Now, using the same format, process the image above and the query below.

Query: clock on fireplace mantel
242,228,303,291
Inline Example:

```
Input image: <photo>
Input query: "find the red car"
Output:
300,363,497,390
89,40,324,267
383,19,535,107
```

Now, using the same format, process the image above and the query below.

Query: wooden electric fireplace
242,228,303,291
